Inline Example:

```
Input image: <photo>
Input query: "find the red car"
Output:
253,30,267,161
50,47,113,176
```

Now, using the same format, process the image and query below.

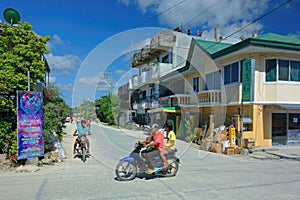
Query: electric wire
205,0,293,51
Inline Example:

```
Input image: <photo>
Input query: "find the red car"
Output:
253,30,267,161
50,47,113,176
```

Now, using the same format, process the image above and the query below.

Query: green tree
95,95,119,125
0,22,50,156
43,85,71,150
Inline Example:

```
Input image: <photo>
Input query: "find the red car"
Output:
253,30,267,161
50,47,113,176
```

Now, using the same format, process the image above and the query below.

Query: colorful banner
17,91,44,159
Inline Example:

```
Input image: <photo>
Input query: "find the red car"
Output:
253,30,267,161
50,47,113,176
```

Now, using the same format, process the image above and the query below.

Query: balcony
130,63,172,89
140,71,148,84
131,75,138,89
150,31,175,53
130,31,175,67
151,100,159,109
160,94,191,107
141,101,151,109
132,102,139,110
197,90,221,104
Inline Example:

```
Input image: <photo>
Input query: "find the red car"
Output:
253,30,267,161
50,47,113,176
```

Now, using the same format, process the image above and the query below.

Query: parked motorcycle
115,141,180,181
74,135,89,162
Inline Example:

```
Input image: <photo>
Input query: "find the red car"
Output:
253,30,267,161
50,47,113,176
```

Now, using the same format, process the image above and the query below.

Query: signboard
288,129,300,145
241,59,253,102
17,91,44,159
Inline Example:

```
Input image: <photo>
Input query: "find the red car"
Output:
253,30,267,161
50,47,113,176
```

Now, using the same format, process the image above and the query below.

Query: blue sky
0,0,299,107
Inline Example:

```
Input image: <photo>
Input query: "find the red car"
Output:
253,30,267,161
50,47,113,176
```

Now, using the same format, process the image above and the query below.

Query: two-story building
183,33,300,147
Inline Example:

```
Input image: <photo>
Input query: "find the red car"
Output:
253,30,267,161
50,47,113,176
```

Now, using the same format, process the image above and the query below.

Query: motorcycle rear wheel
82,149,86,162
115,161,137,181
163,157,179,177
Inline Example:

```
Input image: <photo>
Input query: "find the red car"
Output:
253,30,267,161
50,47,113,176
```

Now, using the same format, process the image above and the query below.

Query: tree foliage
43,86,71,150
0,22,50,156
95,95,119,125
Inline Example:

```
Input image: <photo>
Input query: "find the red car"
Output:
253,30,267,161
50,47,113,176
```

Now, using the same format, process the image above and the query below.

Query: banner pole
27,70,30,91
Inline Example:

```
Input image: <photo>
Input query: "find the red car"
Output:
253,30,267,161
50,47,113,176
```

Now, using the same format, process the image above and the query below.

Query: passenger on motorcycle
164,123,176,154
73,119,92,154
143,124,168,174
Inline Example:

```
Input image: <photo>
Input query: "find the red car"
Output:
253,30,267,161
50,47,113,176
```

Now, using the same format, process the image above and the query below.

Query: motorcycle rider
73,119,91,154
143,124,167,174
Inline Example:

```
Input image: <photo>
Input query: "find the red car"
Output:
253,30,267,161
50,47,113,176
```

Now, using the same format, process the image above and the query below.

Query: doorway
272,113,287,145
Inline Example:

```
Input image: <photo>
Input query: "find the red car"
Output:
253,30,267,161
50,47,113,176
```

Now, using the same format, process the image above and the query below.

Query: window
279,59,289,81
223,62,240,85
205,70,221,90
231,62,239,83
266,59,300,82
193,77,199,93
162,55,169,63
224,65,230,85
266,59,277,82
161,52,172,64
291,61,300,81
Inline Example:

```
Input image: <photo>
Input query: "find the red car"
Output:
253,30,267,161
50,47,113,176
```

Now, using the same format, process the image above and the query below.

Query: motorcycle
74,135,89,162
115,141,180,181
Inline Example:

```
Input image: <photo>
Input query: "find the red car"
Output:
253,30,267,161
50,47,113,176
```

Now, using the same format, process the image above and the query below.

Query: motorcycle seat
166,148,177,155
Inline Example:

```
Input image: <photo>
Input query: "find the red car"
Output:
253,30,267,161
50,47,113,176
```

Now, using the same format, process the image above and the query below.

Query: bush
184,120,197,142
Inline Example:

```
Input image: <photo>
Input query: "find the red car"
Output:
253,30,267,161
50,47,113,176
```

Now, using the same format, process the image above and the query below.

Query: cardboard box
234,148,241,154
225,147,235,155
244,138,255,148
212,143,222,153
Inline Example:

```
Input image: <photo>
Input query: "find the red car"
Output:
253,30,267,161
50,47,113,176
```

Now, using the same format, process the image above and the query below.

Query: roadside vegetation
0,22,70,161
95,95,119,125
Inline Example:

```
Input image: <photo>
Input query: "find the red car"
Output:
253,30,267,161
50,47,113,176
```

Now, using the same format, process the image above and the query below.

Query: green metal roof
211,33,300,59
255,33,300,45
194,39,233,55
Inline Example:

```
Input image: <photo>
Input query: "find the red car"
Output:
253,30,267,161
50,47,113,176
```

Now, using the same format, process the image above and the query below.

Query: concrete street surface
0,122,300,200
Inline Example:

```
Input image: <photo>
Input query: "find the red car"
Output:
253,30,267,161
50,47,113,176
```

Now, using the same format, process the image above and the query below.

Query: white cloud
52,34,64,45
121,0,270,38
47,34,64,49
45,53,81,71
56,83,73,92
115,69,127,76
77,76,100,87
77,73,117,90
49,76,56,84
129,37,151,51
121,37,152,61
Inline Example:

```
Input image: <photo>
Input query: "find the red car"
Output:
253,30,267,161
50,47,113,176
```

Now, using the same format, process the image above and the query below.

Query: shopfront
272,112,300,146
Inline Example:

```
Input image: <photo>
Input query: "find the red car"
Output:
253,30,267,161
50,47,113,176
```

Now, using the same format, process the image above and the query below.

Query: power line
136,0,189,27
164,0,293,72
182,0,224,29
206,0,293,51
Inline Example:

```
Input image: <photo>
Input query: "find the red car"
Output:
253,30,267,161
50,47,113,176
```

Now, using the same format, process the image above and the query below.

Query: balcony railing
197,90,221,104
160,94,191,107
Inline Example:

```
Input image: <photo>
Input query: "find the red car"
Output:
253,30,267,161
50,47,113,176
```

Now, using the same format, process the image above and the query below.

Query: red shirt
153,131,164,152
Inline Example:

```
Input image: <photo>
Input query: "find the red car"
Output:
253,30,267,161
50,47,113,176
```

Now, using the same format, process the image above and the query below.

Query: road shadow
114,173,161,182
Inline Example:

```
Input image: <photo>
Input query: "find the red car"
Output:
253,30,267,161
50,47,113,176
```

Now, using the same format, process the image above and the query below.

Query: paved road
1,123,300,200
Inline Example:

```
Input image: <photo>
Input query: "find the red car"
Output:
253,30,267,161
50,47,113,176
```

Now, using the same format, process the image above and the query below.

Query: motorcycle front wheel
115,161,137,181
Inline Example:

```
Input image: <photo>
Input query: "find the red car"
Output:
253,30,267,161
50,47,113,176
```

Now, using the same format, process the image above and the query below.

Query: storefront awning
164,107,180,113
147,107,180,113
